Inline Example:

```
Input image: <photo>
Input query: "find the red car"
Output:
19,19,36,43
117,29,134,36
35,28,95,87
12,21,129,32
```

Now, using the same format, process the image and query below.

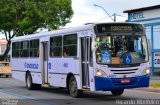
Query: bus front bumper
95,75,150,91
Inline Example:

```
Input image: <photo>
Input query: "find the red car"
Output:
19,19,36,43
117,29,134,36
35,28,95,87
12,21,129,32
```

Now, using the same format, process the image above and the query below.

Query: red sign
121,79,130,83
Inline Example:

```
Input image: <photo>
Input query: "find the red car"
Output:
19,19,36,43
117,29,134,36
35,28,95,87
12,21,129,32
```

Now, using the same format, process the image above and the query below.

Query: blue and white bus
11,22,150,97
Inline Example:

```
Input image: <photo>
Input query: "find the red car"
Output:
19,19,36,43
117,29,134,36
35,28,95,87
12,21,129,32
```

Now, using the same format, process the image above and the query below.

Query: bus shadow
37,87,138,100
40,87,70,96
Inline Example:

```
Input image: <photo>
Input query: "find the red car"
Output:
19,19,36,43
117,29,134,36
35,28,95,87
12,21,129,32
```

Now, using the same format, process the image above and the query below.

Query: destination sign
96,23,143,34
110,26,132,31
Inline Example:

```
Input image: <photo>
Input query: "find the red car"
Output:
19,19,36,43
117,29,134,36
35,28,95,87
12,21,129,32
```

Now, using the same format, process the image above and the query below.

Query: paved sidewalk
150,76,160,82
134,76,160,93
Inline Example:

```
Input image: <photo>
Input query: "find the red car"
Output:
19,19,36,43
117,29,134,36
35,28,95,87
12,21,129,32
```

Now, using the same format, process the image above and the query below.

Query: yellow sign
111,57,120,64
111,26,132,31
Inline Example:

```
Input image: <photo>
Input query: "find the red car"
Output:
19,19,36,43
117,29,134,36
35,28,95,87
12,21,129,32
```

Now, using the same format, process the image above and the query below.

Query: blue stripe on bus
95,75,150,91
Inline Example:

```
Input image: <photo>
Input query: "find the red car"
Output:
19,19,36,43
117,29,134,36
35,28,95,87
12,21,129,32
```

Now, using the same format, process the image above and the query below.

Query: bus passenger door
42,42,49,84
81,37,91,88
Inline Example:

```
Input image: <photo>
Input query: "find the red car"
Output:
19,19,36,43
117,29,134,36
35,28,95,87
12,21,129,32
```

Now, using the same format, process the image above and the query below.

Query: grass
150,82,160,88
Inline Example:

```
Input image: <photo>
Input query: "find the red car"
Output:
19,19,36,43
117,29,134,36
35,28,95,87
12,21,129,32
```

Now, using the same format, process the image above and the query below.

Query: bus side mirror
147,39,151,56
91,40,97,51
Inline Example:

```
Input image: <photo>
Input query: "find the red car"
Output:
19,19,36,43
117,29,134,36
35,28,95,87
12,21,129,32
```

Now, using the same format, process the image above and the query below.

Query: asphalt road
0,77,160,105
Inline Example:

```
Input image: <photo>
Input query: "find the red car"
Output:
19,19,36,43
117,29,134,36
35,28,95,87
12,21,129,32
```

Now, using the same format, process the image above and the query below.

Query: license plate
121,79,130,83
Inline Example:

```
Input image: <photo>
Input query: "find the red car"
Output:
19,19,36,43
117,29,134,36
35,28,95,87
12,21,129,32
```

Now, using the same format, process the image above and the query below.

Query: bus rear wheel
111,89,124,96
69,76,83,98
26,73,41,90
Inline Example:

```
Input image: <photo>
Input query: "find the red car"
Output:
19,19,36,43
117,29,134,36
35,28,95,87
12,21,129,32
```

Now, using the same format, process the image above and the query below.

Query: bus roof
11,24,94,42
11,22,143,42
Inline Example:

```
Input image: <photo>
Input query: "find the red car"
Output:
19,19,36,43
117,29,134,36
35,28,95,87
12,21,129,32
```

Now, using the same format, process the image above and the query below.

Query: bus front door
42,42,49,84
81,37,91,88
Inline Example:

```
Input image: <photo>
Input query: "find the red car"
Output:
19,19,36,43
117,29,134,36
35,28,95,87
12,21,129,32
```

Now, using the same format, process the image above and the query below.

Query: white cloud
65,0,112,27
65,0,160,28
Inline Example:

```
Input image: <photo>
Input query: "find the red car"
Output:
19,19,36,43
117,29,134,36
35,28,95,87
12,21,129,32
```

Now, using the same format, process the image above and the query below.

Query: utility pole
94,4,127,22
93,4,114,22
113,13,116,22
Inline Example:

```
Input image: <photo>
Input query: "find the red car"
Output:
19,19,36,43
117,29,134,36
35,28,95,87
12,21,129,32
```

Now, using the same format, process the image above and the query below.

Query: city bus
11,22,150,98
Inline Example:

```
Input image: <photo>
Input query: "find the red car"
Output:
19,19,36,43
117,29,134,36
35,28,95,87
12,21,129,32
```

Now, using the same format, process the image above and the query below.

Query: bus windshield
96,35,149,65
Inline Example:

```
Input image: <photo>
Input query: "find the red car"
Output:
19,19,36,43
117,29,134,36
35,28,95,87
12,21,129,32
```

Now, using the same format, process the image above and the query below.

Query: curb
134,87,160,93
150,77,160,80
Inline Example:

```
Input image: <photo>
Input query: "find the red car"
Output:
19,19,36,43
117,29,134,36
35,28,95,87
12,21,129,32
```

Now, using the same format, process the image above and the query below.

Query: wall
127,8,160,76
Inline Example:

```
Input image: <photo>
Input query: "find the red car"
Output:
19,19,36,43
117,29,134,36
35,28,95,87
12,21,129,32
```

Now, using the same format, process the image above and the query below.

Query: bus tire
111,89,124,96
26,73,41,90
68,76,83,98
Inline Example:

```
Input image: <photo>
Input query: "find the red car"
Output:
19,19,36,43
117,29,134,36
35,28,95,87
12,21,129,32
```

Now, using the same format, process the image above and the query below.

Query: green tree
0,0,73,60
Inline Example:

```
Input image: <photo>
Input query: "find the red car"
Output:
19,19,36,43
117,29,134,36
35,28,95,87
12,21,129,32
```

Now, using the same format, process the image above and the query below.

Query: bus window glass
30,39,39,57
20,41,29,57
63,34,77,57
50,36,62,57
12,42,20,57
96,35,148,64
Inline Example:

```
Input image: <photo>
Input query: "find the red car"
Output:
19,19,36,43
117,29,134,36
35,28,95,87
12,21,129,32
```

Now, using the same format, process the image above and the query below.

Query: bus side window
63,34,77,57
12,42,20,58
50,36,62,57
63,47,69,56
20,50,23,57
30,39,39,57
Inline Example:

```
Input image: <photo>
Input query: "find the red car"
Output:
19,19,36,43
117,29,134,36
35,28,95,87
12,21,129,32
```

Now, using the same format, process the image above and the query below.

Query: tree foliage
0,0,73,60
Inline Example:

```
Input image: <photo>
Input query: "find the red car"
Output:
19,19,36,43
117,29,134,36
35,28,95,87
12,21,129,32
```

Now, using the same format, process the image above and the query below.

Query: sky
65,0,160,27
1,0,160,38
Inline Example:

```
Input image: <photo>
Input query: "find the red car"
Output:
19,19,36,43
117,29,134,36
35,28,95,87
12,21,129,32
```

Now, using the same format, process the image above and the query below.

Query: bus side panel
31,72,42,84
75,75,81,89
48,58,63,87
12,71,26,82
89,66,95,91
48,58,80,88
11,59,26,81
11,58,42,84
48,74,67,87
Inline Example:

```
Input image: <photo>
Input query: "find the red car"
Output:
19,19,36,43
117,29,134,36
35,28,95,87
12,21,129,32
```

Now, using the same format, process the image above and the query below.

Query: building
124,5,160,76
0,38,7,55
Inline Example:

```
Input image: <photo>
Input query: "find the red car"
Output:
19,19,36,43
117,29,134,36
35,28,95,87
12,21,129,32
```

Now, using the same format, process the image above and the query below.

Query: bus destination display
96,24,143,33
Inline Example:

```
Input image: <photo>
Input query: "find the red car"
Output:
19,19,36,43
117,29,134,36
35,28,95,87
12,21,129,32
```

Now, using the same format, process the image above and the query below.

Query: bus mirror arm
91,40,97,51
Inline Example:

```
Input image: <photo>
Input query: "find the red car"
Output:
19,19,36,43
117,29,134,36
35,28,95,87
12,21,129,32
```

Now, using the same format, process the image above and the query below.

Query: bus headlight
141,68,150,75
96,69,107,77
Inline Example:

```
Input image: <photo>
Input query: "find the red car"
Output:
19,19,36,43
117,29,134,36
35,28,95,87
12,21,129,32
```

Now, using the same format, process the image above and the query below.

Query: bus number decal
24,62,39,69
48,63,51,69
63,63,68,68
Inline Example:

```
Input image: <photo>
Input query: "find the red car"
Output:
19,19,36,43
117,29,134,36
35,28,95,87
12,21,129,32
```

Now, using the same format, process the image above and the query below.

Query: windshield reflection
96,35,148,65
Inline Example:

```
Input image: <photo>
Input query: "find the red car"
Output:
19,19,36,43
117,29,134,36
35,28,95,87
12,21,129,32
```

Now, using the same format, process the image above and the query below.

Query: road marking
0,90,57,105
0,89,35,99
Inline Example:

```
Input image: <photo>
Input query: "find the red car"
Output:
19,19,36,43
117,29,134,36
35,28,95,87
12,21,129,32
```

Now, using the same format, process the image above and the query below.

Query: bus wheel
69,76,83,98
111,89,124,96
26,73,34,90
26,73,41,90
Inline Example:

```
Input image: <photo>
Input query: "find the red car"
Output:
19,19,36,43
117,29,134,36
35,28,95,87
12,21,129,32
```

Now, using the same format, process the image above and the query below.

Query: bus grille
110,68,138,74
